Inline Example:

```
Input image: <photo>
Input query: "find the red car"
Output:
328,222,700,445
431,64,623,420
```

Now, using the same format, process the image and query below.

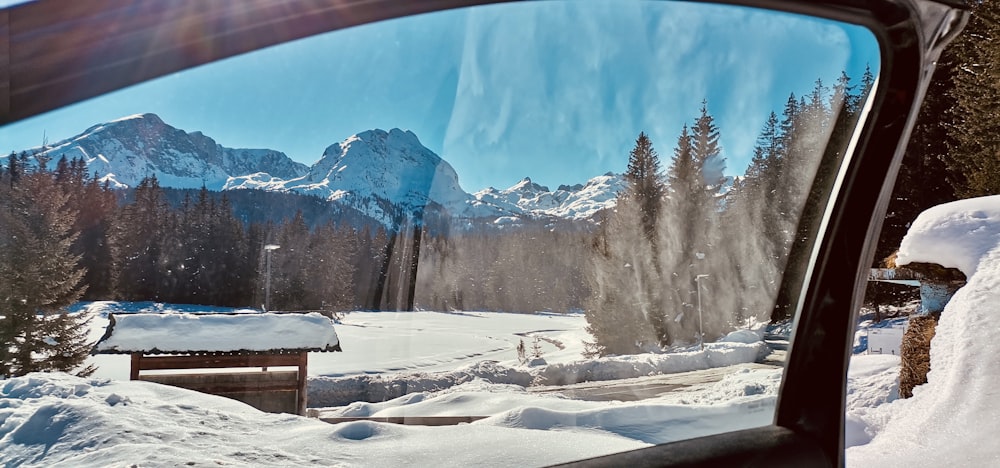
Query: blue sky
1,1,878,192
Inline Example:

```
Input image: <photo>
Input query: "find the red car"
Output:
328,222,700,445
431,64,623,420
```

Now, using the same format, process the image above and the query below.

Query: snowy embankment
0,373,648,466
847,195,1000,467
0,367,781,467
309,337,767,407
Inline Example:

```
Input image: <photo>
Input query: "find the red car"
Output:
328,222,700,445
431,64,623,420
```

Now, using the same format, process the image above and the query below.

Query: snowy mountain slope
24,113,308,190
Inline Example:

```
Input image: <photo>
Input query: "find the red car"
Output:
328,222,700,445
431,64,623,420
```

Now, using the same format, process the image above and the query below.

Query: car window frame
0,0,969,466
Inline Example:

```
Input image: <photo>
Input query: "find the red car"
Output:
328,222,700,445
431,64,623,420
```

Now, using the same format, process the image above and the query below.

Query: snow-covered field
7,195,999,467
3,303,777,466
82,304,597,380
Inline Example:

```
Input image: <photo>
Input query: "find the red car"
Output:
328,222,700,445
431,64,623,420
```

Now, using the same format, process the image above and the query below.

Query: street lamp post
264,244,280,312
695,274,709,350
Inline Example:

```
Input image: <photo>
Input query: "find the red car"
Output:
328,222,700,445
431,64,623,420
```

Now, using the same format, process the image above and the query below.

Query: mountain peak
509,177,549,194
351,128,421,145
290,127,474,224
110,112,162,123
33,113,307,190
105,113,167,129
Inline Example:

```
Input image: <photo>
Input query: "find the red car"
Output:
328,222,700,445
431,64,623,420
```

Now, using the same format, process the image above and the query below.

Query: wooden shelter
94,312,341,415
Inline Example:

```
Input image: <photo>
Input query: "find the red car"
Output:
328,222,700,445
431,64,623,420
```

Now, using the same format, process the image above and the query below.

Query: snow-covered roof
94,312,341,354
895,195,1000,277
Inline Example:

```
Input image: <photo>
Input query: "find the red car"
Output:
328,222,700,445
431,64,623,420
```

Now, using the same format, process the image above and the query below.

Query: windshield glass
0,0,879,465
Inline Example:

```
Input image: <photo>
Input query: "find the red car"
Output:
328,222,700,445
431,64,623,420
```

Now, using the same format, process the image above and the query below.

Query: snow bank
94,312,340,353
3,300,778,466
843,354,900,448
535,342,768,386
1,366,782,466
847,245,1000,466
310,341,768,407
310,361,535,407
895,194,1000,276
0,373,648,467
847,196,1000,467
719,328,763,344
319,368,780,446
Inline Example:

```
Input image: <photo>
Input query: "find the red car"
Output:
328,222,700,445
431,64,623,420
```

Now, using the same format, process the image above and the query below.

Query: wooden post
297,351,308,415
130,353,141,380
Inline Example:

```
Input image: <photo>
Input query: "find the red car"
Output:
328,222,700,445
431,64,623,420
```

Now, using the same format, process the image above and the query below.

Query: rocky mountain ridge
15,114,624,225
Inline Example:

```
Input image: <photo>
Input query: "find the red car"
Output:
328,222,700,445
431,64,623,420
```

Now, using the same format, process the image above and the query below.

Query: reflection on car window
0,0,879,465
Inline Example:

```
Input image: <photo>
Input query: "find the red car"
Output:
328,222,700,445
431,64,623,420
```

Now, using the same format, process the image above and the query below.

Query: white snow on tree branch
94,312,340,353
895,194,1000,276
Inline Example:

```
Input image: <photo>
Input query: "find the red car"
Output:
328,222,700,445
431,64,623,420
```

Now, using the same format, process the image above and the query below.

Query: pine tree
581,132,669,354
0,168,93,377
213,194,252,306
61,160,117,300
307,221,357,311
717,111,792,327
113,176,169,301
625,132,665,241
6,152,21,187
666,125,695,207
692,101,727,198
661,105,728,338
945,0,1000,196
272,210,311,310
584,203,661,356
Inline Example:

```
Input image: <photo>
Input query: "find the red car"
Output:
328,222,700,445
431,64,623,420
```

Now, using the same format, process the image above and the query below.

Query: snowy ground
13,192,999,468
80,303,595,380
0,299,932,467
2,303,779,466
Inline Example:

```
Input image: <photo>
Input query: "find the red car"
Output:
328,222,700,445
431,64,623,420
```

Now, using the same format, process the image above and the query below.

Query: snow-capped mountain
226,129,624,224
16,114,624,226
474,173,625,221
225,128,509,224
28,113,308,189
